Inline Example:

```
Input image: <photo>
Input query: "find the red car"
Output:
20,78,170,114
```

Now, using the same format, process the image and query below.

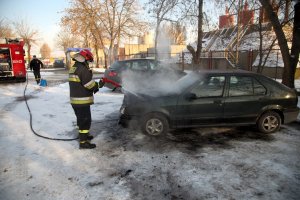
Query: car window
110,61,131,71
253,78,267,95
130,60,148,70
149,60,159,70
109,61,122,70
229,76,266,96
190,75,225,97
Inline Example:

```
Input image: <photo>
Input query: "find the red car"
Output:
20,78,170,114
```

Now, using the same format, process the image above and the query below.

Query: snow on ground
0,76,300,200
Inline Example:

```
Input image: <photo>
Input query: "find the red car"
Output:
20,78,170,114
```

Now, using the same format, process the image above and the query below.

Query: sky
0,0,69,52
0,0,216,51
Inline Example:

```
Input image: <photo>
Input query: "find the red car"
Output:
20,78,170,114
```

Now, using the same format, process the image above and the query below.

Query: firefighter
30,55,43,84
69,49,104,149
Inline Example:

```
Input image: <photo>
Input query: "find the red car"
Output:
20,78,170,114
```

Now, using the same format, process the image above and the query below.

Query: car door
175,75,226,127
223,75,267,124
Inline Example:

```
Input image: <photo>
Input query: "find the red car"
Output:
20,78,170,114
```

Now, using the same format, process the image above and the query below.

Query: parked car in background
119,70,299,136
104,58,185,89
53,59,65,68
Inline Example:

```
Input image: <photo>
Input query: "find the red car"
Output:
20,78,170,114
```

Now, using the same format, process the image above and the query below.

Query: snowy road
0,71,300,200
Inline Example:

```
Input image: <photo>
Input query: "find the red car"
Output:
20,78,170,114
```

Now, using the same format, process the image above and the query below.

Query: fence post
250,49,253,71
248,49,253,71
209,51,212,70
275,50,279,80
181,52,185,71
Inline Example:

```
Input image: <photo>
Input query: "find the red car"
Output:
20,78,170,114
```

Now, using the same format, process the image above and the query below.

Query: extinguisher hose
23,73,78,141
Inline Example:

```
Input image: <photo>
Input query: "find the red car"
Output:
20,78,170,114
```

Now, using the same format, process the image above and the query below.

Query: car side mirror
185,92,197,101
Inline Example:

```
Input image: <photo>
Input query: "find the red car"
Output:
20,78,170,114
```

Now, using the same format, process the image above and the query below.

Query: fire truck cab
0,38,26,82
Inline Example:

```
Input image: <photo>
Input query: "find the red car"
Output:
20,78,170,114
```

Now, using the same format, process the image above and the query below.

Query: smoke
121,64,182,97
156,27,171,61
119,25,199,97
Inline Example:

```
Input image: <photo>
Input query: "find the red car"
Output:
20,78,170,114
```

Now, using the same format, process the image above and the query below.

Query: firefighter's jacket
69,61,98,106
30,58,43,71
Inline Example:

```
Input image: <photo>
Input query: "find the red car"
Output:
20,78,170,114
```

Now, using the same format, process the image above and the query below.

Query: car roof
118,58,156,62
196,69,259,76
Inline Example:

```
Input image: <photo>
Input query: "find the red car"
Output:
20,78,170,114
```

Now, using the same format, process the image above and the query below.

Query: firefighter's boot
76,127,93,140
79,133,96,149
87,134,94,140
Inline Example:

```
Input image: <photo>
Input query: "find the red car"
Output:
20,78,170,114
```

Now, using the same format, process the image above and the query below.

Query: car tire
141,113,169,136
257,111,281,134
16,77,26,82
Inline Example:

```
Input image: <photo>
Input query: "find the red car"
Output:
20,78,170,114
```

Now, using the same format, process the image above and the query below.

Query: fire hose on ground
23,74,120,141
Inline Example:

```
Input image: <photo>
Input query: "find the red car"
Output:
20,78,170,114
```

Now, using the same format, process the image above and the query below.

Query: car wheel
257,111,281,133
141,113,169,136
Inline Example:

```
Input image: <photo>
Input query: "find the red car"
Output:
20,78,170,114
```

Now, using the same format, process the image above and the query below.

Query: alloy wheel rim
262,116,278,132
146,118,163,135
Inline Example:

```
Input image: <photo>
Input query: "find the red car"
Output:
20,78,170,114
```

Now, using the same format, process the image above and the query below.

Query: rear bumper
283,107,300,124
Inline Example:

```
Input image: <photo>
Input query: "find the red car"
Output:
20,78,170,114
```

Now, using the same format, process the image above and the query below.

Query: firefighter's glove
98,78,105,88
93,88,99,94
93,82,99,94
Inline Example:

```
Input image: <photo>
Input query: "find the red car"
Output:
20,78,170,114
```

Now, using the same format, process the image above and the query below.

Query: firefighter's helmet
79,49,93,62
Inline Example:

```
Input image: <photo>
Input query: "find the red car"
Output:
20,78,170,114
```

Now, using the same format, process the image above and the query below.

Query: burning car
119,70,299,136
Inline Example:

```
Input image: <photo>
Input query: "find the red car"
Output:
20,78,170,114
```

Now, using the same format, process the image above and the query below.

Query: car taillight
108,71,117,77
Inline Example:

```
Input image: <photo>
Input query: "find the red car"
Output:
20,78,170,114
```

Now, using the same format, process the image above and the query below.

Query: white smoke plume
121,63,184,97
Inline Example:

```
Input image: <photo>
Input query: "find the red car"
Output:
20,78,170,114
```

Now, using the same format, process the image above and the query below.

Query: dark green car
119,70,299,136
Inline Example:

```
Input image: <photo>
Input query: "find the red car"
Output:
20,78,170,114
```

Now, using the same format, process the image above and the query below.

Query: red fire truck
0,38,26,82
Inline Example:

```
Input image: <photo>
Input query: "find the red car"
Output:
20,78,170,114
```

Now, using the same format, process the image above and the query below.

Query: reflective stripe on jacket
69,61,97,106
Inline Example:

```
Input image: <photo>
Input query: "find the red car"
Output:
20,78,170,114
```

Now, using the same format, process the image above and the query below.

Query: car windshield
173,71,200,92
109,61,122,70
131,71,200,97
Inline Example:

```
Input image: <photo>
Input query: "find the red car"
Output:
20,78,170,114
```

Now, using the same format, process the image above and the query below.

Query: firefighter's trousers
72,105,91,141
33,70,41,84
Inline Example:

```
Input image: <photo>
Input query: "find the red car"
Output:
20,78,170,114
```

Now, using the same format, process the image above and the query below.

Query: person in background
69,49,104,149
30,55,43,84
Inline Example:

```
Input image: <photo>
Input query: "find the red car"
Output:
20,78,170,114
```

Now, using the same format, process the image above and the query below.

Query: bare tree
56,29,80,52
97,0,147,63
13,20,39,65
185,0,204,68
0,18,15,38
61,0,103,67
56,29,81,67
166,22,186,44
62,0,147,67
40,43,51,59
254,1,277,73
290,0,300,88
259,0,296,88
146,0,180,58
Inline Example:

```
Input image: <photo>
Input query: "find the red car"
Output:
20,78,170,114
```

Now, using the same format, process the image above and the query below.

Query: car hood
123,71,199,97
122,88,177,101
122,71,200,105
